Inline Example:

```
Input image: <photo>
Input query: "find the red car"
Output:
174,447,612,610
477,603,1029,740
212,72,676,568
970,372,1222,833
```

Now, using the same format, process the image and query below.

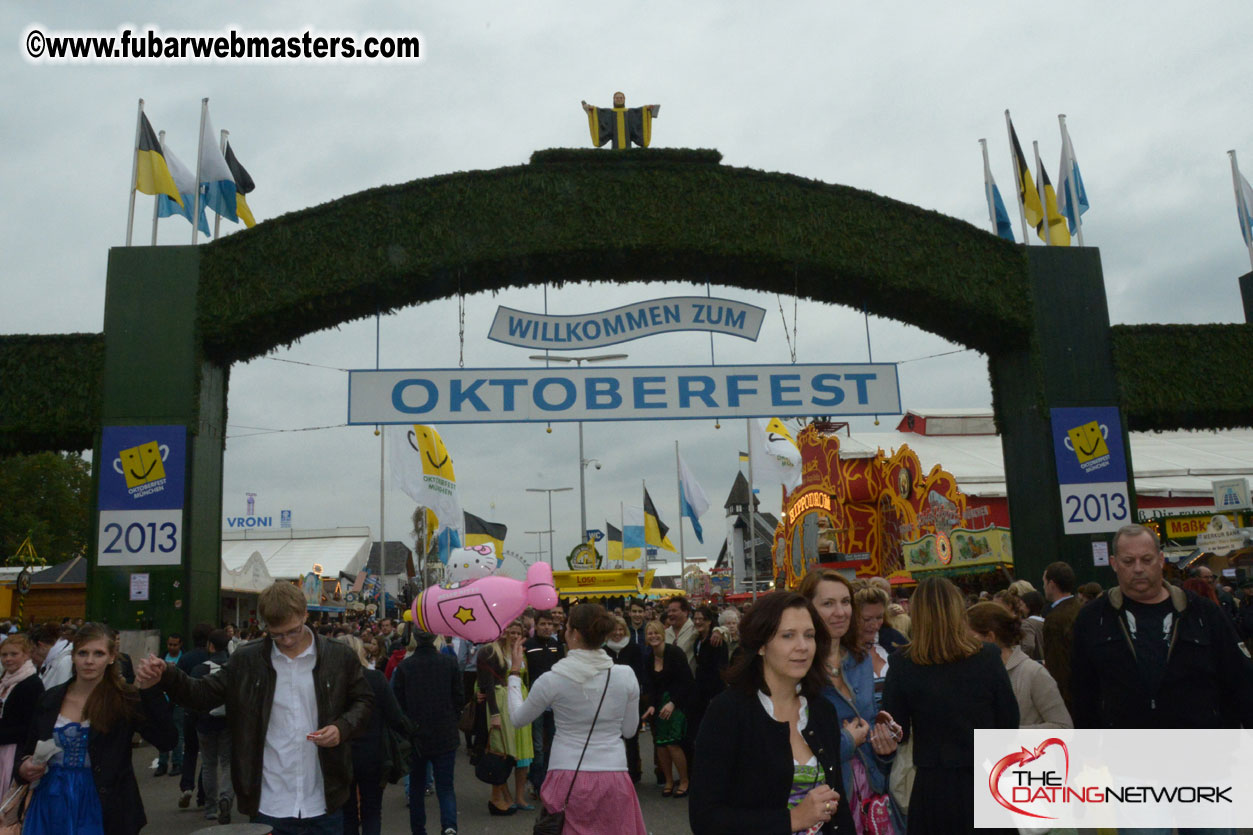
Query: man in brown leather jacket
138,581,374,833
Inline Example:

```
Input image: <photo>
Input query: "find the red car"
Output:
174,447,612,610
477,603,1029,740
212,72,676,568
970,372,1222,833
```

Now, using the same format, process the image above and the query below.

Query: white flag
749,417,803,491
386,424,463,539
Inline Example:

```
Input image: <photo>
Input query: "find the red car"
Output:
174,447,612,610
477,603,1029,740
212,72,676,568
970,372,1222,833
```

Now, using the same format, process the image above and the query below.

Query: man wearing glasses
138,581,374,834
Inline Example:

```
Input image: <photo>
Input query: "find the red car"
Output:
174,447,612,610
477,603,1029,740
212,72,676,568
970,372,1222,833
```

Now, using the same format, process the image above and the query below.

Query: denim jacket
821,650,893,796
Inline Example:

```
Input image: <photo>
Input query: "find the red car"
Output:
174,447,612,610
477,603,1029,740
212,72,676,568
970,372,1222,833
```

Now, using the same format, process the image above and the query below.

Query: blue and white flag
1057,120,1090,234
677,453,710,544
1234,167,1253,248
157,138,210,235
981,138,1014,241
198,105,238,223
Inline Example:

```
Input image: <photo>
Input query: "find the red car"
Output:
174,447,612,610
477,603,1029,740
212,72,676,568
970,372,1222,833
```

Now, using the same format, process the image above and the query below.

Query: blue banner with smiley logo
1050,407,1127,485
99,425,186,510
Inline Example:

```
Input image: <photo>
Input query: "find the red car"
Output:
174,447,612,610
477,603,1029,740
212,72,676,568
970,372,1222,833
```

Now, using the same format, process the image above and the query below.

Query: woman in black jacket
0,634,44,790
337,635,413,835
19,623,176,835
639,619,695,796
690,592,854,834
689,605,728,749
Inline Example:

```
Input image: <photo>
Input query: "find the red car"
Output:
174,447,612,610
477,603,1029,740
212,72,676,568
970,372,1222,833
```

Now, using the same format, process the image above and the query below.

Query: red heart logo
988,738,1069,820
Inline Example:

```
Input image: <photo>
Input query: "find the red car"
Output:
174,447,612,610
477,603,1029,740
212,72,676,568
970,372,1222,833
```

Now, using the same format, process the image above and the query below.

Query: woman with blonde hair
640,618,694,797
0,634,42,795
478,620,533,815
881,578,1017,833
800,569,901,834
852,583,896,713
966,603,1071,730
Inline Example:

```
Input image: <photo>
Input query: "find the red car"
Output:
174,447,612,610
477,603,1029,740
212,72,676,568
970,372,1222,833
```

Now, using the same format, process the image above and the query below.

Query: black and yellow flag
1034,156,1071,246
1007,118,1043,231
135,112,182,207
224,141,256,228
642,489,676,552
463,511,507,558
606,522,623,564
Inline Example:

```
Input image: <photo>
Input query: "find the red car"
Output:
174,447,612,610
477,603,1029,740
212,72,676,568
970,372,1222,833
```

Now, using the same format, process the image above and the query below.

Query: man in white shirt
664,596,697,673
141,581,373,834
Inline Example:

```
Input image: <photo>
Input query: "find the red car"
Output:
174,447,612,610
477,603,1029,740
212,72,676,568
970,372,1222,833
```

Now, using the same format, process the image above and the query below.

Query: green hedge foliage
197,148,1031,364
0,334,102,455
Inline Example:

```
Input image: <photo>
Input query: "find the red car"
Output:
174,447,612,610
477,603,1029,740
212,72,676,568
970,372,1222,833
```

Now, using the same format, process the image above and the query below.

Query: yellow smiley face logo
408,425,456,481
1066,421,1110,464
117,441,167,489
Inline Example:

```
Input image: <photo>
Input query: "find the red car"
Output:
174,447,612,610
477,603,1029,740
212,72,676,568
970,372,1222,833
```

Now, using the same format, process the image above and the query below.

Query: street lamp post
528,353,627,540
524,529,551,567
525,488,572,566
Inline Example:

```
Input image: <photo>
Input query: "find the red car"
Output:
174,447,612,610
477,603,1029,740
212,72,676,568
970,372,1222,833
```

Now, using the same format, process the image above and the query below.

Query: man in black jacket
522,610,564,799
139,581,374,834
391,630,463,835
1071,524,1253,729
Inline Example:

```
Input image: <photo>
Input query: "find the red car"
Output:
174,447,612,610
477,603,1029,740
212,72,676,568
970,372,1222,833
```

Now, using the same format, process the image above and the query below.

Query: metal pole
676,440,686,580
578,420,587,538
151,130,165,246
746,419,758,601
547,491,555,568
125,99,144,247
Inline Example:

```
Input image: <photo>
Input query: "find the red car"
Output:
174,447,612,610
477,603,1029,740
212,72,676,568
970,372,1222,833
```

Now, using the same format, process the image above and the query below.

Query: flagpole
620,502,625,571
979,138,999,236
213,129,228,241
1229,150,1253,271
150,130,165,246
192,98,208,245
1004,110,1031,245
675,440,686,582
745,419,758,602
1058,115,1086,247
1032,140,1050,247
125,99,145,247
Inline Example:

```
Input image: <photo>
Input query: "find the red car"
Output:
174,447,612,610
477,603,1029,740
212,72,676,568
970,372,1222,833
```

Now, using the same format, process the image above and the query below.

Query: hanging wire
458,276,466,368
263,356,349,372
863,303,879,425
227,422,349,439
707,279,720,429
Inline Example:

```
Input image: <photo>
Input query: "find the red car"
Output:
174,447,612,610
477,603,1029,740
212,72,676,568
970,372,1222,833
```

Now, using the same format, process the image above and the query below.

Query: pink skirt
540,770,647,835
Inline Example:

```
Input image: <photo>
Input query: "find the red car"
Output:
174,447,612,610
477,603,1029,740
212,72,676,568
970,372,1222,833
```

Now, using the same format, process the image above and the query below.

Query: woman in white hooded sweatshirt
508,602,646,835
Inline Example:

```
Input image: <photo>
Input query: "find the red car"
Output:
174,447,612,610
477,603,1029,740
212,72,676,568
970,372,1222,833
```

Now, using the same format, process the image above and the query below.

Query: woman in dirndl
477,620,533,815
19,623,176,835
640,619,695,797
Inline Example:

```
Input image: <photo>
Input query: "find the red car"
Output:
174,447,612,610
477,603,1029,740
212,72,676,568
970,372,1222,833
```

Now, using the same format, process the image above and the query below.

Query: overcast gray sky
4,2,1251,568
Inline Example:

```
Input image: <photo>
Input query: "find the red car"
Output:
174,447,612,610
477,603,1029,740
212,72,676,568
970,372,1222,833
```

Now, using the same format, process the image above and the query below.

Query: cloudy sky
4,2,1251,571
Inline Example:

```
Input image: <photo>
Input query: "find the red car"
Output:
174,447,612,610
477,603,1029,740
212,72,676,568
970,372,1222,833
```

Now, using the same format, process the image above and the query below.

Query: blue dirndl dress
23,718,104,835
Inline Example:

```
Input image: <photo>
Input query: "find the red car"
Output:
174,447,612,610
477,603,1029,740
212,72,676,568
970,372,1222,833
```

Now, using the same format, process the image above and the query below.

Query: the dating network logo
988,738,1070,820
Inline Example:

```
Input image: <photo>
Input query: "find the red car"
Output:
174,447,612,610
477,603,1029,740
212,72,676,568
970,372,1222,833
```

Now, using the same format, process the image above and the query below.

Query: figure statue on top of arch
581,92,660,149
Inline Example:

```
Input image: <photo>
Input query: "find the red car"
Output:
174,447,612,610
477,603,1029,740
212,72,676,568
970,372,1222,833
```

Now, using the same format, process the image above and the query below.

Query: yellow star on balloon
453,606,475,624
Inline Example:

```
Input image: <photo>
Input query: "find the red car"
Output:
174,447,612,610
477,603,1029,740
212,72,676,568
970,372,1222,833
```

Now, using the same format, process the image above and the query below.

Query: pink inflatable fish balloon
412,562,559,643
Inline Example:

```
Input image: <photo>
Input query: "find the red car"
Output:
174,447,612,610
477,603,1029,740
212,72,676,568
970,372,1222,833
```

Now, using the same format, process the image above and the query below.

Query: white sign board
488,297,767,350
348,363,901,425
97,509,183,567
129,573,150,601
1213,477,1252,510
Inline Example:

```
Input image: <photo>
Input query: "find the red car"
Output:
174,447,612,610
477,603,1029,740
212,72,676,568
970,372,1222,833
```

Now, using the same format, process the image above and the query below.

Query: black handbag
533,668,613,835
474,727,515,786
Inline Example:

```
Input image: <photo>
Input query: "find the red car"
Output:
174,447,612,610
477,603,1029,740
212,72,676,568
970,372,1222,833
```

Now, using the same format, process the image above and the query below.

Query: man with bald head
1070,524,1253,730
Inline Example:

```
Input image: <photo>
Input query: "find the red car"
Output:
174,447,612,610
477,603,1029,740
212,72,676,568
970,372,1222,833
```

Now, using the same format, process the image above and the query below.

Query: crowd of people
0,522,1249,833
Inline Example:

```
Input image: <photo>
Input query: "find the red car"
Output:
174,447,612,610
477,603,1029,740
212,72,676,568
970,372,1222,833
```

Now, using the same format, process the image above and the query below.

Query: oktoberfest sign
487,297,767,350
349,363,901,425
96,424,186,567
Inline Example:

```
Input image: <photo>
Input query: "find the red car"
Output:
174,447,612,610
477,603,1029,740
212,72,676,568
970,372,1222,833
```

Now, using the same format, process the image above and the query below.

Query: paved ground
136,730,693,834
